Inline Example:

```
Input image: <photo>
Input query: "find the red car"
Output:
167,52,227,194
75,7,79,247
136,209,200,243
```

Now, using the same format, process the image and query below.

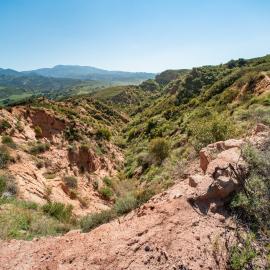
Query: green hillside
1,55,270,268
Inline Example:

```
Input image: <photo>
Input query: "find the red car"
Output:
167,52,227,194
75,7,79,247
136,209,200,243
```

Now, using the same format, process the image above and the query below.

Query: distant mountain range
0,65,155,82
0,65,155,106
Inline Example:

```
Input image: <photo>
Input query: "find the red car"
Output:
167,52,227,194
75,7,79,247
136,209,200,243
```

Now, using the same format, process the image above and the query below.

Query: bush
42,172,56,179
99,186,113,200
2,136,16,149
188,114,237,151
0,176,5,195
29,143,50,155
0,146,12,168
0,120,11,133
96,127,111,141
42,202,73,222
229,234,257,270
114,195,138,215
148,138,169,164
5,175,17,195
135,188,155,205
64,125,81,141
229,143,270,268
34,126,42,138
103,176,112,187
140,79,160,92
0,198,73,240
63,176,78,189
230,144,270,230
80,209,116,232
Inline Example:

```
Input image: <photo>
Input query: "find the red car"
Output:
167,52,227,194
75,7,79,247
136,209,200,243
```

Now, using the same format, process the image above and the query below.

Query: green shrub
29,143,50,155
63,176,78,189
229,234,256,270
0,146,12,168
42,202,73,222
140,79,160,92
2,136,16,149
2,174,17,195
230,144,270,230
43,172,56,179
29,216,69,237
114,195,138,215
34,126,42,138
96,127,111,141
148,137,169,164
80,209,116,232
188,114,237,151
229,143,270,268
135,188,155,205
64,125,81,141
103,176,112,187
0,120,11,133
0,198,73,240
137,151,151,170
99,186,113,200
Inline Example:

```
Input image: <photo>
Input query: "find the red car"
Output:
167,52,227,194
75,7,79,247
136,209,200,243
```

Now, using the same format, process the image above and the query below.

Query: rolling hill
0,65,156,106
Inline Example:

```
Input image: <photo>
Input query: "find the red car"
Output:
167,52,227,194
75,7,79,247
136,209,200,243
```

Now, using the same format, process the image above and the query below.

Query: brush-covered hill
0,66,156,106
0,55,269,269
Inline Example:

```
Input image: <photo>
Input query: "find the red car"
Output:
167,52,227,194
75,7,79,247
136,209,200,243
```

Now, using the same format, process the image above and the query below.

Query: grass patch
42,202,73,222
99,186,113,200
80,209,116,232
0,198,74,240
29,142,50,155
102,176,112,187
0,145,12,168
2,136,16,149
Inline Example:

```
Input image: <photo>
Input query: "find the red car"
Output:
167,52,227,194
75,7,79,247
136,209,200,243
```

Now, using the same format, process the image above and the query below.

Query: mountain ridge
0,65,156,81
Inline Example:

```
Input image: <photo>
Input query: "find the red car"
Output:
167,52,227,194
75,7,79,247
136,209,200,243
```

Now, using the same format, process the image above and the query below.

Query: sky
0,0,270,72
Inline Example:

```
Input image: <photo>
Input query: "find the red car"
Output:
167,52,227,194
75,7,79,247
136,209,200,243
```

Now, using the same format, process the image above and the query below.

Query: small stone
144,245,151,252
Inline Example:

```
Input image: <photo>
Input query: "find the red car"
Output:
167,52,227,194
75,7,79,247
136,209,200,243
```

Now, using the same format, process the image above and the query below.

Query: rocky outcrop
0,107,123,215
29,109,66,140
190,125,270,213
68,145,99,173
199,139,244,173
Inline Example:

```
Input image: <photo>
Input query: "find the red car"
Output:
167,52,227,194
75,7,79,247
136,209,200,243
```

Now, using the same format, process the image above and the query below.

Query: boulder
191,142,246,206
199,139,244,173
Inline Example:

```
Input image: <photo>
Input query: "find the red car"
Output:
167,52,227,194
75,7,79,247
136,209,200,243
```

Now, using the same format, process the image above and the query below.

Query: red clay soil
0,180,234,270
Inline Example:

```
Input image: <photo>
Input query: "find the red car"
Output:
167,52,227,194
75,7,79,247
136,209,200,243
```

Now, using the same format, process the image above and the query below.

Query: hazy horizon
1,0,270,72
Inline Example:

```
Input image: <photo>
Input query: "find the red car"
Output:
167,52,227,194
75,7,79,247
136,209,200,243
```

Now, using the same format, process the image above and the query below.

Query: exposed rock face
68,145,99,173
199,139,244,173
190,125,270,212
0,107,123,215
29,109,66,140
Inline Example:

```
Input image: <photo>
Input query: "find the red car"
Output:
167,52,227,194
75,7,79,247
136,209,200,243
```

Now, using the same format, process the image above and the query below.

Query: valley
0,55,269,269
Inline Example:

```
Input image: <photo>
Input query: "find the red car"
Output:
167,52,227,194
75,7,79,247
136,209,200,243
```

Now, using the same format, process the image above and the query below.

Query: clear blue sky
1,0,270,72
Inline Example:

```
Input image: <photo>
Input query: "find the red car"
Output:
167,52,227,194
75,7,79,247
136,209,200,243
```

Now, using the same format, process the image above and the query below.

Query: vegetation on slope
0,54,269,257
122,55,270,190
